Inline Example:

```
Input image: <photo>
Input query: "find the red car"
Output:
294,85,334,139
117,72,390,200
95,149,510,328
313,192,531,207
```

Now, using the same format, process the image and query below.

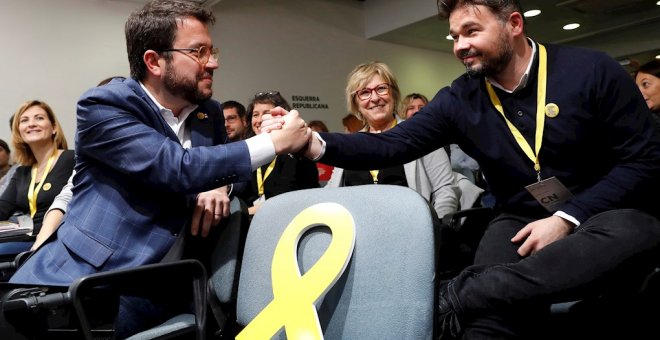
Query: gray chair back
236,185,438,339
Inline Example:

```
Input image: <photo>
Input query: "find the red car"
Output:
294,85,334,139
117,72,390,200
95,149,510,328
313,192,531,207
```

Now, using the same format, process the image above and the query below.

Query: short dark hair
437,0,524,26
125,0,216,81
308,120,329,133
245,91,291,138
0,139,10,154
222,100,246,119
636,59,660,79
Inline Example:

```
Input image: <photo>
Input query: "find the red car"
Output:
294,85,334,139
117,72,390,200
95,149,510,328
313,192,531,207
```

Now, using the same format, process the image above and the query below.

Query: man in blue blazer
265,1,660,338
10,0,310,287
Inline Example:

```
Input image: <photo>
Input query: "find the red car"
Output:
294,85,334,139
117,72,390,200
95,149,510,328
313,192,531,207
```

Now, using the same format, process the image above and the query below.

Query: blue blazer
11,77,253,286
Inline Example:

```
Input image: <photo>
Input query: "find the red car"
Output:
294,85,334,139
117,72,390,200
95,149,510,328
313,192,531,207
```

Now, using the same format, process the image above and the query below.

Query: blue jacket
11,77,252,285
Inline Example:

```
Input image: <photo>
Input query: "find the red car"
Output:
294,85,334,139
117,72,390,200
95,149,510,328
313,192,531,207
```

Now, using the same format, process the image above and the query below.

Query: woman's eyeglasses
254,91,280,98
354,83,390,101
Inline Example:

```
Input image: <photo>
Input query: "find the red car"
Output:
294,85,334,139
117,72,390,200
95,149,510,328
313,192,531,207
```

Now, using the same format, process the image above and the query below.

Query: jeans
446,209,660,338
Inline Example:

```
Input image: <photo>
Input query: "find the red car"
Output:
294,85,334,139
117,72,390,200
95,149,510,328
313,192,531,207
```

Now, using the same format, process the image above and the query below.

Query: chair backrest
236,185,438,339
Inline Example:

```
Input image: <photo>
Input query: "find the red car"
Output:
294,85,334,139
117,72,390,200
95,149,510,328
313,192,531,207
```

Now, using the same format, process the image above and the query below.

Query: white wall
0,0,464,146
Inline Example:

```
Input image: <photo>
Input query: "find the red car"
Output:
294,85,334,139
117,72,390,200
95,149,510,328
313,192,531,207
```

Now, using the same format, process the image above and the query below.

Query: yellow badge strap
369,119,398,184
28,148,58,217
236,202,356,340
256,158,277,196
485,43,547,181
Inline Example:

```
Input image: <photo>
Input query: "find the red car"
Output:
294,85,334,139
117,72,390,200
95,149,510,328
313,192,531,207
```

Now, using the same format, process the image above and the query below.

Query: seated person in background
222,100,248,141
308,120,329,133
404,92,483,187
267,1,660,338
9,1,309,337
307,120,334,185
401,92,429,119
0,100,75,255
325,62,468,219
635,59,660,129
0,138,18,196
238,91,319,215
341,113,364,133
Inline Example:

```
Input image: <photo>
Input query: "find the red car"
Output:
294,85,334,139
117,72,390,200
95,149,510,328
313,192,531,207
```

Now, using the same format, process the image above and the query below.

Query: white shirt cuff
554,210,580,227
311,131,326,161
245,133,276,170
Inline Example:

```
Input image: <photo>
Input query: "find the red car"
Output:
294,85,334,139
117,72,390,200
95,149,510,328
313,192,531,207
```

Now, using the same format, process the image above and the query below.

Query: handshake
260,107,321,159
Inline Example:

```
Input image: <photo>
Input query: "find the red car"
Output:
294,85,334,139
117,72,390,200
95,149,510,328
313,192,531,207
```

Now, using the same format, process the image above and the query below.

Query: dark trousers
446,209,660,339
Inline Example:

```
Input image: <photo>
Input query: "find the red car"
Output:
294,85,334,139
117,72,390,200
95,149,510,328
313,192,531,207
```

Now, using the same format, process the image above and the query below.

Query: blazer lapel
189,108,213,147
126,78,180,143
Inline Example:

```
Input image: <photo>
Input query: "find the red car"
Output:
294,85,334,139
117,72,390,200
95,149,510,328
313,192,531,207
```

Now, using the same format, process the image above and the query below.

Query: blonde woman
0,100,74,254
326,62,482,218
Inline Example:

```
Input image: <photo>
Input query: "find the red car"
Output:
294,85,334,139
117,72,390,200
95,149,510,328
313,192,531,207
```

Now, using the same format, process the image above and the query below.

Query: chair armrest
0,251,34,282
69,259,207,339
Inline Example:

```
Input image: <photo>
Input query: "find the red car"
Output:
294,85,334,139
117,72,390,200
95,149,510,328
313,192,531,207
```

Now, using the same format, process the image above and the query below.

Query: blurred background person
341,113,364,133
307,120,334,185
222,100,248,141
326,62,480,219
0,139,17,196
0,100,74,255
239,91,319,215
401,92,429,119
403,92,485,191
635,59,660,129
307,120,329,133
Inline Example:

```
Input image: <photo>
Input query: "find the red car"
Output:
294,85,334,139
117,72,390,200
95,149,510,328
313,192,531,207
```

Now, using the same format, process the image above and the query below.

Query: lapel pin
197,112,208,120
545,103,559,118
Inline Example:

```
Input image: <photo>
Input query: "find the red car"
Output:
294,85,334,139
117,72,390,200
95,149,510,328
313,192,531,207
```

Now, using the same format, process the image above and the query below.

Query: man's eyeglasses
160,46,219,65
354,83,390,101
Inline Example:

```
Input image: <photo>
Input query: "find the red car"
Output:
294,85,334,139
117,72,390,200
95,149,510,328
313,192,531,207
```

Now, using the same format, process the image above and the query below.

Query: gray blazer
326,145,482,218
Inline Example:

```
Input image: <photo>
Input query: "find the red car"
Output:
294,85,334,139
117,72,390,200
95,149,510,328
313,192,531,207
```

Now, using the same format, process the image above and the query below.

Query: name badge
525,176,574,212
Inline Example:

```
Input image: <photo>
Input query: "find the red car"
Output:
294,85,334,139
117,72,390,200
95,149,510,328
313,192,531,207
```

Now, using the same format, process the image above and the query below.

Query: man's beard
163,63,212,104
461,32,513,78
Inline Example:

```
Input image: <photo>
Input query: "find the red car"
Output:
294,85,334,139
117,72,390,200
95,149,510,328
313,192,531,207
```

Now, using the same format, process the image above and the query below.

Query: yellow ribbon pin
545,103,559,118
236,202,356,340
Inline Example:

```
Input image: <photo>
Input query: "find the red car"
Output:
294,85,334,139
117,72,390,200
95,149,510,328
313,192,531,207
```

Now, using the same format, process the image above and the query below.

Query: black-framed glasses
160,46,219,65
354,83,390,101
254,91,280,98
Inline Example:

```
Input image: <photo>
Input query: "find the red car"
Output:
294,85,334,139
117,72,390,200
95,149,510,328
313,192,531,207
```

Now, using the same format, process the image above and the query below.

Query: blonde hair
345,61,402,121
11,100,68,166
400,93,429,117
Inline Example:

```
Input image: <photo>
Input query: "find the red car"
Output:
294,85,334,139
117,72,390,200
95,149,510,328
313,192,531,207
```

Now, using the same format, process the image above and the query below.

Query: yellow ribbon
28,148,58,217
369,119,398,184
236,202,356,340
256,158,277,197
485,43,548,181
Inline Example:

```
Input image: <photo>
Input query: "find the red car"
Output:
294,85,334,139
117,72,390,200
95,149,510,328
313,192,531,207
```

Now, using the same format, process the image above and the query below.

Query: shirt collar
486,38,537,94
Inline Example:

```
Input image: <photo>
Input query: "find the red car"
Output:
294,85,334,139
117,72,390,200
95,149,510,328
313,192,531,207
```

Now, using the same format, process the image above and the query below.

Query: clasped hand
261,107,320,158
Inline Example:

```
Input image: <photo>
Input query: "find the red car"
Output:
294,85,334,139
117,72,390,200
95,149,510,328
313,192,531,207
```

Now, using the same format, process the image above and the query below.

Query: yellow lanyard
485,43,547,181
257,158,277,196
28,148,58,217
369,119,398,184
